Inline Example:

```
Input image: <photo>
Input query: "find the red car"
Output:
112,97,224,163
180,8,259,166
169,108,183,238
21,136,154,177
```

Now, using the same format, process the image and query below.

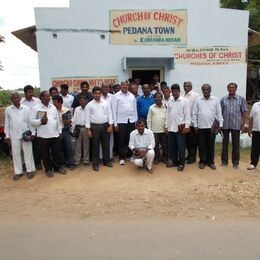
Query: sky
0,0,69,90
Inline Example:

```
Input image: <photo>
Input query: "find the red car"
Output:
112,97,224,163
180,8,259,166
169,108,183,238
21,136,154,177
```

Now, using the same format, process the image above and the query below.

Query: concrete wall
35,0,249,97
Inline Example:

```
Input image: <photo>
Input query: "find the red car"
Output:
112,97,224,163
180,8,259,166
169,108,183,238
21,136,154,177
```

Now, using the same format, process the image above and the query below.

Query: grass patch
215,143,251,163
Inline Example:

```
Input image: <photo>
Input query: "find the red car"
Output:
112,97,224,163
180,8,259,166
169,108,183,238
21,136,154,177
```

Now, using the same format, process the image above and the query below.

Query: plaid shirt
220,94,247,130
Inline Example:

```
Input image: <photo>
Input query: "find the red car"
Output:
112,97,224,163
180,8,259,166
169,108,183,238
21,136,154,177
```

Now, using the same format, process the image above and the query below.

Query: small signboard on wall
110,9,187,45
173,46,246,65
52,76,118,92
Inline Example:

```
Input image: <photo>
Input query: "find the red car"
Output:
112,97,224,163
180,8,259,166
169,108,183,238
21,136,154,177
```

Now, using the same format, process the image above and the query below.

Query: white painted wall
35,0,249,98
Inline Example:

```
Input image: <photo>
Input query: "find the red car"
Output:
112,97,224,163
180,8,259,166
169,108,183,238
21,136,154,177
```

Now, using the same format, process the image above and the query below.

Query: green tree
221,0,260,30
220,0,247,10
34,87,41,97
0,35,4,71
247,0,260,31
0,89,12,107
221,0,260,59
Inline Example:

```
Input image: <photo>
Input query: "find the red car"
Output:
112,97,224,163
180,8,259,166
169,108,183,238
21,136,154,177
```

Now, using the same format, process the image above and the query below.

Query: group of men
4,78,260,180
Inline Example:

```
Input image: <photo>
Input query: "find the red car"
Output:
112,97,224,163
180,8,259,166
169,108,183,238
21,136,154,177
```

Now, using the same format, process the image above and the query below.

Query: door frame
129,67,164,82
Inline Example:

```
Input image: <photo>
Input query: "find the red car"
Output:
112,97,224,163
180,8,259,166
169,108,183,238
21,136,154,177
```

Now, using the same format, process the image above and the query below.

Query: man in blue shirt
137,84,155,123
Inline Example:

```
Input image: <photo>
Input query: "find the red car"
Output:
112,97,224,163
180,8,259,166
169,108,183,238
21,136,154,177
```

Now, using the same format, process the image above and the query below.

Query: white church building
14,0,249,97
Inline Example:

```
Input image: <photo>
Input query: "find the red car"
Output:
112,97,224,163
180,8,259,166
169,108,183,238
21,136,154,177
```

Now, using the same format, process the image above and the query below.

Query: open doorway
131,68,163,85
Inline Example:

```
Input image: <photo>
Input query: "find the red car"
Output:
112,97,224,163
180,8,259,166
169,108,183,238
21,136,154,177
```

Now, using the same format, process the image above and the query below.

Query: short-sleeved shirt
250,101,260,131
220,94,247,130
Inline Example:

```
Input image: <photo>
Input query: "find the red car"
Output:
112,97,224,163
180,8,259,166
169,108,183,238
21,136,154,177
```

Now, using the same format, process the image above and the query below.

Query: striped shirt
220,94,247,130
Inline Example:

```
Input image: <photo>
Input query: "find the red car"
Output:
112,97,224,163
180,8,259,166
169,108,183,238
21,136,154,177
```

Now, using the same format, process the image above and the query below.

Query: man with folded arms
86,86,113,171
129,119,155,173
192,84,223,170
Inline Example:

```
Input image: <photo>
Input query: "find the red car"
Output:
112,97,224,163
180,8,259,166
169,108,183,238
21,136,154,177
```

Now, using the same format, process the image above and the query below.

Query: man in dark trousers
112,81,137,165
86,86,113,171
31,91,66,177
220,82,247,169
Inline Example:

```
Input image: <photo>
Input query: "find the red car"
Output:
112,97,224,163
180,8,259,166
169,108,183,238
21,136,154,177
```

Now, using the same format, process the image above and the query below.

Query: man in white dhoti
129,119,155,173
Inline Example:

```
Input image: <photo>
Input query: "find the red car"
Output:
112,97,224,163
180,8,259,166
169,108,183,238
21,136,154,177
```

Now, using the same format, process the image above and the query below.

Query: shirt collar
24,97,35,102
142,94,153,99
173,96,182,102
155,103,164,108
93,99,103,103
184,90,193,96
11,104,23,110
40,102,52,108
135,128,148,135
227,94,238,99
201,95,213,100
120,90,129,96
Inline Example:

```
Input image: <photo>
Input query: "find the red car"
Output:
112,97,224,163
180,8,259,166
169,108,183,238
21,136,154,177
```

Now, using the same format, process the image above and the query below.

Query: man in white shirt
112,81,138,165
129,119,155,173
129,83,140,100
133,78,143,96
147,92,168,164
72,96,90,167
100,84,114,161
192,84,223,170
20,85,42,170
247,101,260,170
86,86,113,171
60,84,74,109
165,84,190,171
5,93,36,180
49,86,59,104
160,81,167,93
183,81,199,164
21,85,41,109
31,91,66,177
52,95,75,170
162,86,173,108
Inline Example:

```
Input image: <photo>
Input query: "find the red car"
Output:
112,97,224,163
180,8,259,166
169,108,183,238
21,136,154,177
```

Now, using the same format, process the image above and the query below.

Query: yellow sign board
173,47,246,65
52,76,118,92
110,10,187,45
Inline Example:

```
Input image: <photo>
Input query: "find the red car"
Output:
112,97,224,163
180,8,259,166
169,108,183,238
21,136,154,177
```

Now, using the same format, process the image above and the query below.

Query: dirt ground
0,157,259,222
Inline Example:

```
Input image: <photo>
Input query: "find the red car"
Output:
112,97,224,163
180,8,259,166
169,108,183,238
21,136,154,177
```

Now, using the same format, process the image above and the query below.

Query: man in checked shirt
220,82,247,169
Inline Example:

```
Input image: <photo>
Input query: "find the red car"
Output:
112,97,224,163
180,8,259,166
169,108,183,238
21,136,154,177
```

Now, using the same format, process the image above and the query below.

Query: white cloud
0,0,69,90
